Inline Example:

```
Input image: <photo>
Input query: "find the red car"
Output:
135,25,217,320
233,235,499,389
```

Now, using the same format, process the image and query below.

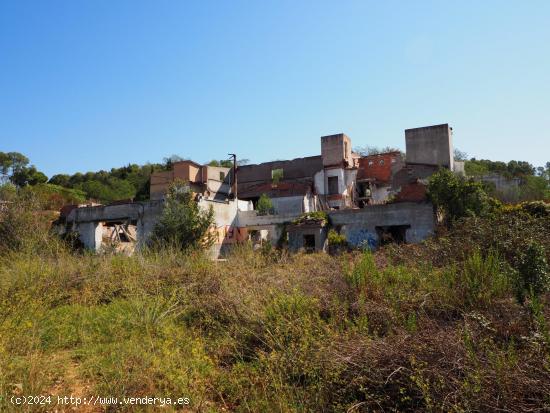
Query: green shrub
327,229,347,247
256,193,274,215
0,182,16,201
346,250,377,289
0,192,63,255
428,168,492,225
292,211,329,226
150,180,215,250
459,250,510,308
22,183,86,210
515,241,549,303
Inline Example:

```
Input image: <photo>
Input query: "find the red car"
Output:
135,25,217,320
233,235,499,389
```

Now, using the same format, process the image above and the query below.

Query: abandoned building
150,159,233,202
57,123,460,257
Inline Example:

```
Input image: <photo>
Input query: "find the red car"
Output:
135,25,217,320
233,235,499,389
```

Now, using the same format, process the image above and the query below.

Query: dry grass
1,201,549,412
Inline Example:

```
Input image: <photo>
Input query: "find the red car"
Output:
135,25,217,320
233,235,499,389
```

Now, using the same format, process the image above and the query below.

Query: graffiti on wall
345,227,377,250
212,225,248,244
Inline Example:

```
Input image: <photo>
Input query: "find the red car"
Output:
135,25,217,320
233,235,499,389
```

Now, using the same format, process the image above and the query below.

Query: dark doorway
328,176,339,195
303,234,316,253
375,225,410,245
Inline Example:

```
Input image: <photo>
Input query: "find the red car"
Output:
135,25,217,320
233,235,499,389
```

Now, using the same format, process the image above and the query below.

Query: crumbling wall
65,201,164,251
287,225,328,252
329,202,435,248
321,133,352,167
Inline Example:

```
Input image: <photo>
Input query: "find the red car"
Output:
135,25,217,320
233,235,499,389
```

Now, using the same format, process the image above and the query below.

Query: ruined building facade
57,123,460,257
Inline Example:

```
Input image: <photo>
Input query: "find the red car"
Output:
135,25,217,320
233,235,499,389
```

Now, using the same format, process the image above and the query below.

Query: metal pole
228,153,237,200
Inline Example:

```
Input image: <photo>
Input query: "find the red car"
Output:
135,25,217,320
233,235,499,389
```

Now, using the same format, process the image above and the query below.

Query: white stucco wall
271,196,305,214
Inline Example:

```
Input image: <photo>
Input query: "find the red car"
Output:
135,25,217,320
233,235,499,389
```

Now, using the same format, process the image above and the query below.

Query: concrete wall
198,198,255,259
66,201,165,251
271,195,306,215
405,124,454,170
238,156,323,184
77,222,103,251
321,133,352,167
150,171,174,200
246,224,284,246
314,168,356,206
478,174,522,203
288,225,327,252
66,201,164,225
202,165,232,199
206,180,231,198
173,161,201,182
237,210,301,227
453,161,465,175
198,198,239,227
66,198,252,257
329,202,435,248
204,165,231,182
371,185,391,203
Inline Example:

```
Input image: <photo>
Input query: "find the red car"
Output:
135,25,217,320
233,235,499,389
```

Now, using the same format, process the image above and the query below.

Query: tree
49,174,71,187
353,146,403,156
0,152,12,176
209,159,233,168
75,177,136,203
257,193,274,215
454,148,468,161
427,168,491,226
507,160,535,177
520,175,550,201
11,165,47,186
150,180,215,250
164,154,185,169
0,151,30,180
7,152,29,175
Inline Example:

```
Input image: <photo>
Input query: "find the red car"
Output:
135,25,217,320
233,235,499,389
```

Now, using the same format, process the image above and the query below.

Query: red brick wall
395,182,427,202
357,152,401,183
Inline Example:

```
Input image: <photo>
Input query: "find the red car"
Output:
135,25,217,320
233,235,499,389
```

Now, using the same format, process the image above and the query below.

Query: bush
458,250,510,308
515,241,549,303
0,182,16,201
0,191,62,255
519,201,550,217
22,183,86,210
328,229,347,255
150,181,215,250
292,211,329,226
256,193,274,215
428,168,492,225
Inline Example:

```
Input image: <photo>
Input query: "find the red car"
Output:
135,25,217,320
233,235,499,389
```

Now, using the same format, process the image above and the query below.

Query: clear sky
1,0,549,177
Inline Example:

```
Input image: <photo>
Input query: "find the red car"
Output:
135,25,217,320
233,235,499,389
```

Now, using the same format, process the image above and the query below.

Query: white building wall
371,186,391,203
314,170,325,194
271,196,305,215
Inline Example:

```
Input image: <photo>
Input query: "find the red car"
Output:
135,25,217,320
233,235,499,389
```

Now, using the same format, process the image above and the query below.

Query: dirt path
47,351,100,413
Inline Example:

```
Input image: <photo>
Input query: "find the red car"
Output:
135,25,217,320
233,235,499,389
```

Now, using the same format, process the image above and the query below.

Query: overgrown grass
1,200,550,411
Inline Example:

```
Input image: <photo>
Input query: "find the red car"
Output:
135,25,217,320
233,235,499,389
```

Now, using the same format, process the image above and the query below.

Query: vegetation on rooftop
291,211,329,226
256,193,274,216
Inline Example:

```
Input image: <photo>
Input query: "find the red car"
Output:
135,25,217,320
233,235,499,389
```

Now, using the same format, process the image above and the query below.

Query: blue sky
1,0,549,177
